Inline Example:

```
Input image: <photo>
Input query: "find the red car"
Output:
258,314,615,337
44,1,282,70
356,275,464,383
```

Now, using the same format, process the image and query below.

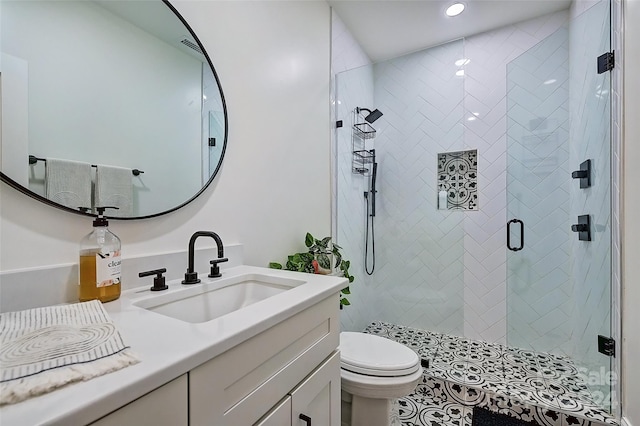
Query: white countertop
0,265,347,426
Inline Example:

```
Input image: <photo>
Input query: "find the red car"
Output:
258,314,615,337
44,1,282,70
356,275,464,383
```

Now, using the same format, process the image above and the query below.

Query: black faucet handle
139,268,168,291
209,257,229,278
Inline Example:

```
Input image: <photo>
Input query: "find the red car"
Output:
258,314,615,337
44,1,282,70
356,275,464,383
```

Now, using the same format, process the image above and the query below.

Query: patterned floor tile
397,396,422,425
463,361,503,390
418,402,467,426
359,322,618,426
534,406,563,426
462,406,474,426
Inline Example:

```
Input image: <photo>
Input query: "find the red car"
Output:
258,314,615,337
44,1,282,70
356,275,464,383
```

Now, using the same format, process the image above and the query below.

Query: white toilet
340,332,422,426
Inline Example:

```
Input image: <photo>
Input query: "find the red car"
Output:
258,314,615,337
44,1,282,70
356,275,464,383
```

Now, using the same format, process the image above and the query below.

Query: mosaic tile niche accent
438,150,478,210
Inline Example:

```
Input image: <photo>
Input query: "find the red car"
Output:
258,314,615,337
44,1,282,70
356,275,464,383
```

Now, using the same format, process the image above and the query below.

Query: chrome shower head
357,107,384,124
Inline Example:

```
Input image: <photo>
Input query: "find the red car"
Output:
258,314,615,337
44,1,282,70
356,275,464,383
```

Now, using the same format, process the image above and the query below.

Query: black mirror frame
0,0,228,220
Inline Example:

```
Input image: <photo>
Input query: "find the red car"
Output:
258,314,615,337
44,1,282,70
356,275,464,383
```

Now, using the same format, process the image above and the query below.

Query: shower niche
437,150,478,211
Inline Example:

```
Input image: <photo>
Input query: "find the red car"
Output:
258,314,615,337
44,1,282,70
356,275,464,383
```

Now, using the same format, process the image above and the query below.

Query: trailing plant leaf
305,232,314,248
269,232,355,307
317,253,331,269
332,246,342,268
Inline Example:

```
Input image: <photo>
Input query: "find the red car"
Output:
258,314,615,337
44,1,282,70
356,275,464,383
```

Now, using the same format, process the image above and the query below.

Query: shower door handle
507,219,524,251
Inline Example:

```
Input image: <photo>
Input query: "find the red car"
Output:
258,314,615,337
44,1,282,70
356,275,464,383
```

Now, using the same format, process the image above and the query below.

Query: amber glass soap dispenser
79,206,122,303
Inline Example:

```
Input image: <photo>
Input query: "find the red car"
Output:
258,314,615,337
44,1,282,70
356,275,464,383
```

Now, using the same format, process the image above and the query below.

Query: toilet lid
340,332,420,377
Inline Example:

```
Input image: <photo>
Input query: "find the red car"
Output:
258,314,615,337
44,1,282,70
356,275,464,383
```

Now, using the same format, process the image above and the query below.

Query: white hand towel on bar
95,165,133,217
45,158,92,211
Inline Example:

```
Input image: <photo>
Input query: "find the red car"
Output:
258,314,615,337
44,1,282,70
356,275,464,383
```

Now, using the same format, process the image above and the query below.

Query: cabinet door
90,375,188,426
291,351,340,426
254,396,292,426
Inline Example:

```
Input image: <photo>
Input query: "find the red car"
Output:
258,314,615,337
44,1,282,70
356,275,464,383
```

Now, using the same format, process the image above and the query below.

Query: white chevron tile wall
371,40,466,335
462,11,569,345
505,24,572,354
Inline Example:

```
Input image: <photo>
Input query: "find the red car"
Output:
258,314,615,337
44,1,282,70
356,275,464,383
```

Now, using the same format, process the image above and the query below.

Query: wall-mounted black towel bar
28,155,144,176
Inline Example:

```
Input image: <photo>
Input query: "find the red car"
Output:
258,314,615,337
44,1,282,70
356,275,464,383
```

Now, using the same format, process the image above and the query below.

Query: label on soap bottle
96,250,121,287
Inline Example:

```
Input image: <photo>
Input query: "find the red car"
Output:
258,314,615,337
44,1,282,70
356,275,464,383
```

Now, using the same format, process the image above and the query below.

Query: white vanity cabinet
89,375,188,426
189,295,340,426
290,350,340,426
255,396,292,426
255,351,340,426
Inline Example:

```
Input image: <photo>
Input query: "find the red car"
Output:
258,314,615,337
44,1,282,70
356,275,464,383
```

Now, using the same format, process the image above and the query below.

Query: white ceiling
328,0,572,62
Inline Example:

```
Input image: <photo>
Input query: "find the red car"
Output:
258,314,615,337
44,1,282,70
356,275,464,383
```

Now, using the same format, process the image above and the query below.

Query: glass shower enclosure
334,0,614,411
506,1,612,407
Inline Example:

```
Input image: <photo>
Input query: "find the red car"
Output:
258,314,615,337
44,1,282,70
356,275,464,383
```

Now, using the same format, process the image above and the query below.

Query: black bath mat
472,407,539,426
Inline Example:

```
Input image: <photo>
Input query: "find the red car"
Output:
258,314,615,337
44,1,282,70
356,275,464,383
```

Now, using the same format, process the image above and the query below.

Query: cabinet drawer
190,294,339,426
90,375,187,426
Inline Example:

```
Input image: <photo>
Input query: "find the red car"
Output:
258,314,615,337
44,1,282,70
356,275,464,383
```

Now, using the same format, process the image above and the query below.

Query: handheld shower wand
365,150,377,275
370,162,378,217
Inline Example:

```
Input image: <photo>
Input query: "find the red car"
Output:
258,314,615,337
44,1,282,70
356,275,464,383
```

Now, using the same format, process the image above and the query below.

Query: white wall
0,1,331,279
622,0,640,422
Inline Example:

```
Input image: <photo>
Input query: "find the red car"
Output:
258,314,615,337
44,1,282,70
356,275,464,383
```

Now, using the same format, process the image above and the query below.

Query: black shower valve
572,159,591,188
571,215,591,241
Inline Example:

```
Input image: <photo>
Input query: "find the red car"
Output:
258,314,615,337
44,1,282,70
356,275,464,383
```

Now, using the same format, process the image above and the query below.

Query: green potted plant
269,232,354,307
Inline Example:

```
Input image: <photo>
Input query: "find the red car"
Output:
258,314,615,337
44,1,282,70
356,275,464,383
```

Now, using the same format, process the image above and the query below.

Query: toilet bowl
340,332,422,426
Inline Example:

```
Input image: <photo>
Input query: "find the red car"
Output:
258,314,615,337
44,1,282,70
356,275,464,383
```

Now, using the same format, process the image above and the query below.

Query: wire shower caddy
352,109,376,175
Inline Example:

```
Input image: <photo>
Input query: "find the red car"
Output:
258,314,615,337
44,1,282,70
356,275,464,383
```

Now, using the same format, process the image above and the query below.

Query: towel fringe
0,349,139,405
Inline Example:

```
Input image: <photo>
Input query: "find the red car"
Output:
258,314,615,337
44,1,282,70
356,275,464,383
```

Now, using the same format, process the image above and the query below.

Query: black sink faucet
182,231,228,285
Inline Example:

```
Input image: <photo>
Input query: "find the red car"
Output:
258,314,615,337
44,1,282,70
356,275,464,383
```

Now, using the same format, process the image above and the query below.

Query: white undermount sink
133,273,304,323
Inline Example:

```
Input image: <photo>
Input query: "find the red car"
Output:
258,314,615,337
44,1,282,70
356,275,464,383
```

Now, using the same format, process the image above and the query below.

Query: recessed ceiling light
543,79,557,85
456,69,465,77
455,58,470,66
446,3,465,17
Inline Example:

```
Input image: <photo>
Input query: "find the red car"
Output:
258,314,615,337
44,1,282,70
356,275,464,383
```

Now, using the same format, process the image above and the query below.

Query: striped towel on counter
0,300,139,405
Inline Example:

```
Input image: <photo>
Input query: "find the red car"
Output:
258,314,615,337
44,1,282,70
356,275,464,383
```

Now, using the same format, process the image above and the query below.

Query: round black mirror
0,0,227,219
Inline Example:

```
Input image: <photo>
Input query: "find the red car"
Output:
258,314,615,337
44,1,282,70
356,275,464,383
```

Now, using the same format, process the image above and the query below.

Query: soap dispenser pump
79,206,122,303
